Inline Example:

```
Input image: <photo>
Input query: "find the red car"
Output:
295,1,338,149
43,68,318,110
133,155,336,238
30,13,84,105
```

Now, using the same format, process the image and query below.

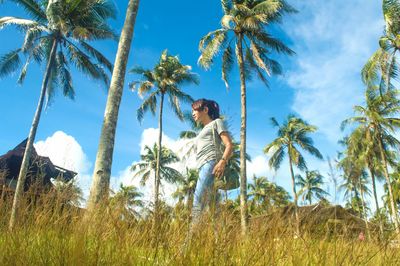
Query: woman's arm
212,132,233,178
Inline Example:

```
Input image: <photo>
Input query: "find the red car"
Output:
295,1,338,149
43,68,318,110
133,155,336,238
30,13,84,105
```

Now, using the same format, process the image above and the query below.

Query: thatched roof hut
251,203,377,237
0,139,77,192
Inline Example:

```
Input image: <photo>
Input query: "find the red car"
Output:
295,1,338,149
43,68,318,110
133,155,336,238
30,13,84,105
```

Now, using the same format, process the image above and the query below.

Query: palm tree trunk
154,92,164,220
288,152,300,236
377,135,400,234
236,35,248,236
9,38,58,230
359,177,370,240
367,160,384,236
87,0,140,212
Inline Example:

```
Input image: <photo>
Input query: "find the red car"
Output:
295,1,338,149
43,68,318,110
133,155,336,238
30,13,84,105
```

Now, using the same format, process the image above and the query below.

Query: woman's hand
212,160,226,178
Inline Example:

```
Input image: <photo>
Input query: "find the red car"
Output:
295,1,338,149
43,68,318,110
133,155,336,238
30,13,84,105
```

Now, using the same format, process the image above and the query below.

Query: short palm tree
131,144,183,211
338,140,372,235
248,176,291,215
198,0,296,235
341,88,400,233
172,168,198,213
296,170,329,205
264,114,323,235
0,0,117,229
129,50,198,213
110,183,143,219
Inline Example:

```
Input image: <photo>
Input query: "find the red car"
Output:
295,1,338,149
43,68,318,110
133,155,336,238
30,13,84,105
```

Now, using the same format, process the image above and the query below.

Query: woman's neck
202,116,213,126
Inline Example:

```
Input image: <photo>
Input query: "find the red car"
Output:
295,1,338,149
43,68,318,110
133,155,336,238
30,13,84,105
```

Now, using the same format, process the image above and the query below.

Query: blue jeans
191,160,218,225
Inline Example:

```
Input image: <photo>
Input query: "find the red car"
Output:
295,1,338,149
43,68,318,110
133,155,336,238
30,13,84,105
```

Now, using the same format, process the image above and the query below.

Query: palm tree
110,183,143,219
129,50,198,215
340,120,386,235
296,170,329,205
264,114,323,235
341,88,400,233
131,144,183,210
52,178,84,207
87,0,140,213
172,168,198,213
248,176,290,215
362,0,400,96
248,175,269,213
0,0,117,229
198,0,296,235
337,139,372,236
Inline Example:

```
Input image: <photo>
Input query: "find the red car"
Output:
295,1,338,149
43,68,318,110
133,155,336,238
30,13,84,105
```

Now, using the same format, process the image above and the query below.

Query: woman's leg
191,160,216,226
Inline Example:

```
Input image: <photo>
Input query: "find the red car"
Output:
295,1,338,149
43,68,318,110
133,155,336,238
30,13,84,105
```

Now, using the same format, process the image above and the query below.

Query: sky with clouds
0,1,385,210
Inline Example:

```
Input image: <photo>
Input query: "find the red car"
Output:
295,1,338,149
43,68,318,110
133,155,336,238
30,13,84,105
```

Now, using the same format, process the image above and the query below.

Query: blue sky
0,1,384,208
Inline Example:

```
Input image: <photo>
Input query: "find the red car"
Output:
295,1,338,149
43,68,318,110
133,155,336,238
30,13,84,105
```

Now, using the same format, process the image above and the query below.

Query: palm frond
56,51,74,99
10,0,47,22
222,45,234,88
0,16,43,31
79,41,113,72
198,29,228,69
0,49,22,78
137,91,158,122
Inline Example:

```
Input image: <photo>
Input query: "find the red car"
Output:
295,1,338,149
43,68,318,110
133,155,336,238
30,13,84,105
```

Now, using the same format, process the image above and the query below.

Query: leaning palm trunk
9,39,58,230
367,160,384,236
237,36,248,236
87,0,140,212
377,135,399,233
359,178,370,240
153,92,164,228
288,153,300,236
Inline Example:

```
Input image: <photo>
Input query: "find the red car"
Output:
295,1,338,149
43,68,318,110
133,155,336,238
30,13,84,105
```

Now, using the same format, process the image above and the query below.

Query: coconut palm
340,120,387,235
52,178,83,207
110,183,143,219
362,0,400,96
129,50,198,215
131,144,183,210
0,0,117,229
172,168,198,213
198,0,296,235
341,88,400,233
248,176,290,215
337,138,372,236
87,0,140,213
264,114,322,235
296,170,329,206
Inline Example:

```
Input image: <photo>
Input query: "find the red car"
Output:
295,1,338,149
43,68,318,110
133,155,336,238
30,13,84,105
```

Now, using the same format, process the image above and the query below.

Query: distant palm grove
1,0,400,265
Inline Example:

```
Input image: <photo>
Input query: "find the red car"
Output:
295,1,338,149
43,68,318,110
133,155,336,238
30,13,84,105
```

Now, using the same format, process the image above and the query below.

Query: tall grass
0,190,400,265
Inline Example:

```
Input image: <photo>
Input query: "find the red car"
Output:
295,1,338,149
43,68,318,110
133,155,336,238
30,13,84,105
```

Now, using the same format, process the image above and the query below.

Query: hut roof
0,139,77,190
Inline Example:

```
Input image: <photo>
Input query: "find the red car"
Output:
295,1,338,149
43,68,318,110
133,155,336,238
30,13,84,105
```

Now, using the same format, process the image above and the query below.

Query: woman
191,98,233,224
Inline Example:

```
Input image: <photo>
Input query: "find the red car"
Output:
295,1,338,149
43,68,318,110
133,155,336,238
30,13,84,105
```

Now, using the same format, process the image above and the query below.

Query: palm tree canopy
111,183,144,208
264,114,323,171
198,0,296,88
341,89,400,162
172,168,198,201
0,0,117,105
362,0,400,95
131,144,183,186
296,170,329,204
129,49,199,122
248,175,290,208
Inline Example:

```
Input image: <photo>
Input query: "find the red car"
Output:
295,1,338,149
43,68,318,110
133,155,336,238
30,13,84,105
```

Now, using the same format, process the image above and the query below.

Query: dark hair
192,98,220,120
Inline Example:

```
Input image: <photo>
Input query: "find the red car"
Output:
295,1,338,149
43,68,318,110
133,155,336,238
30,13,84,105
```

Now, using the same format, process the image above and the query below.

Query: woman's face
192,107,208,124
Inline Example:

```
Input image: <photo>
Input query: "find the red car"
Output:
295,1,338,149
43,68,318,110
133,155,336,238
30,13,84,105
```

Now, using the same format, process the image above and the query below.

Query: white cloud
285,0,383,143
34,131,92,200
34,131,91,174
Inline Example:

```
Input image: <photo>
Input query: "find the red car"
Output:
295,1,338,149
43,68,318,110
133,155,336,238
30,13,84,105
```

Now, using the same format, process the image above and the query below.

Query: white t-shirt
195,118,227,169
